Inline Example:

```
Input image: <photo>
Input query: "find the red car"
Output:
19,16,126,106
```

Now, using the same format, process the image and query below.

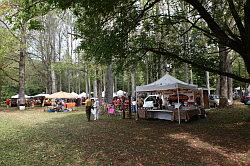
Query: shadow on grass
0,107,249,166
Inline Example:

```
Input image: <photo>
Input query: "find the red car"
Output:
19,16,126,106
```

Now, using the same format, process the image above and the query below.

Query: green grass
0,106,249,166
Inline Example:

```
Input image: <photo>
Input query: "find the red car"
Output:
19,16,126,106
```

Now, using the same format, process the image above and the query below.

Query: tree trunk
185,63,189,83
88,74,91,97
190,68,193,84
206,71,210,95
51,69,57,93
68,70,71,92
146,60,149,84
19,50,26,107
127,74,131,95
216,77,220,95
131,68,136,97
19,26,27,108
104,64,113,103
114,76,117,93
102,69,105,93
85,67,89,97
94,70,98,98
97,69,102,101
227,60,233,102
219,45,229,108
244,1,250,76
78,72,81,94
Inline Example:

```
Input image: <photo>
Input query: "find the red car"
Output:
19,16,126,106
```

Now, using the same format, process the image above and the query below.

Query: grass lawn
0,105,249,166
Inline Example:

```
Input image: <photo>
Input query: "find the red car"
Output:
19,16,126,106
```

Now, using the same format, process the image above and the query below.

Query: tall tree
219,45,229,107
105,64,114,103
54,0,250,82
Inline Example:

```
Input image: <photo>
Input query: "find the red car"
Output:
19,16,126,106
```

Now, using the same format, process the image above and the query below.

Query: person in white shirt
132,97,137,113
92,99,100,120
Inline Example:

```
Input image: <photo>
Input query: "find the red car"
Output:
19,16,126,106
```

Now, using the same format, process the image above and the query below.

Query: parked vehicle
241,93,250,105
209,95,232,107
143,94,189,108
143,95,159,108
143,95,168,108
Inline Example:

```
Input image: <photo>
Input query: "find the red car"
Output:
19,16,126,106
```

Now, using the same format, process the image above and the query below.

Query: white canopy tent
136,73,197,92
102,91,120,98
136,73,198,124
79,92,87,98
34,93,50,98
116,90,126,97
71,92,79,98
11,94,31,99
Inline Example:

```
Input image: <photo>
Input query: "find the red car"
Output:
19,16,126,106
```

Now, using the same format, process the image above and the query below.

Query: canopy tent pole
177,84,181,124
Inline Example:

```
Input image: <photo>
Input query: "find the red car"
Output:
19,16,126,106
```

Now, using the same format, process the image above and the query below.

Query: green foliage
1,85,18,100
3,0,51,30
0,27,19,99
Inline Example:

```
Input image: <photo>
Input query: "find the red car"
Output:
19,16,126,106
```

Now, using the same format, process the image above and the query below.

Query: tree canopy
33,0,250,83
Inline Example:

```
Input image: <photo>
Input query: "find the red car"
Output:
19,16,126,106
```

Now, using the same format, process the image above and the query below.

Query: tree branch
184,0,242,55
0,68,19,82
227,0,245,37
144,47,250,83
0,18,20,41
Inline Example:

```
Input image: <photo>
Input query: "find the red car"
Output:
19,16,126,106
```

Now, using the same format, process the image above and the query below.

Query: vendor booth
45,91,79,112
136,73,205,123
33,93,50,106
10,94,31,107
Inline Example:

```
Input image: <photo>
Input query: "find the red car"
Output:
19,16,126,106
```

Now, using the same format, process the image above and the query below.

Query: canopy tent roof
33,93,50,97
11,94,31,99
46,91,79,99
102,91,122,97
79,92,87,98
116,90,126,97
136,73,197,92
71,92,79,97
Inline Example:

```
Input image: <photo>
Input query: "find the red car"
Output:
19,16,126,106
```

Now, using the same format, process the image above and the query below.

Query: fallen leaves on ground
0,106,249,166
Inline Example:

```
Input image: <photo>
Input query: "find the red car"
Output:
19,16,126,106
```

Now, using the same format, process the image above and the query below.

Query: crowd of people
83,96,145,121
5,94,144,122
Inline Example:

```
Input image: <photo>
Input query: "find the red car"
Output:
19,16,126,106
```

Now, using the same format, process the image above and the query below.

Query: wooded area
0,0,249,107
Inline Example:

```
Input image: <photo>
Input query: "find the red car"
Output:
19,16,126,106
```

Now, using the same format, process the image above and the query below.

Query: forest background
0,0,249,106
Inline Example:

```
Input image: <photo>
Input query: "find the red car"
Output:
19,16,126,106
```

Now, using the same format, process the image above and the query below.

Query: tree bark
85,67,89,97
51,69,57,93
206,71,210,95
219,45,229,108
104,64,113,104
19,50,26,107
227,63,233,102
94,70,98,98
19,25,27,108
114,76,117,93
97,68,102,101
185,63,189,83
190,68,193,84
244,1,250,76
131,68,136,97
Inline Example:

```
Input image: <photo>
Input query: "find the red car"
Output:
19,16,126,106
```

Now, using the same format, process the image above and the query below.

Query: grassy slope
0,106,249,166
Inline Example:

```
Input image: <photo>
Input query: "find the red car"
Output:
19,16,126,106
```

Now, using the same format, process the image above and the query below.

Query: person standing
132,97,137,113
6,98,11,108
93,99,100,120
85,97,92,121
137,97,144,109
